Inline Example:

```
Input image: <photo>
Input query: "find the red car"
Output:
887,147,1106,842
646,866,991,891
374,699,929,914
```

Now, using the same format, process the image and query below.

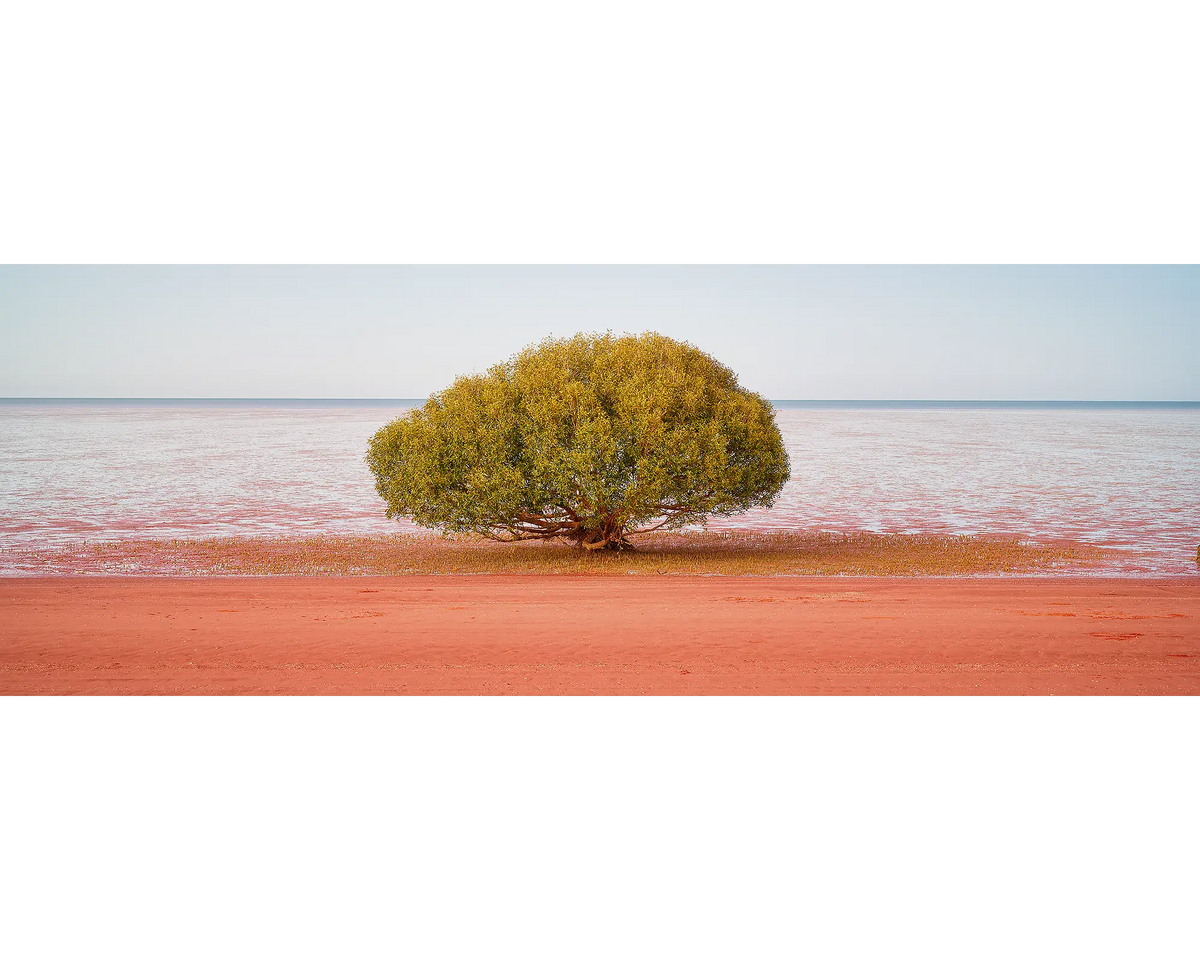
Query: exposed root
577,536,635,552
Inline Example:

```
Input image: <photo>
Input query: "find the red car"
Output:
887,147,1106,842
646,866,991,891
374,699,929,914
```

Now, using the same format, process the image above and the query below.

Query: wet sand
1,576,1197,694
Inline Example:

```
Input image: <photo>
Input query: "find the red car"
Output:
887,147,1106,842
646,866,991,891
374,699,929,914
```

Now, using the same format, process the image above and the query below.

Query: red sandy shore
1,576,1198,695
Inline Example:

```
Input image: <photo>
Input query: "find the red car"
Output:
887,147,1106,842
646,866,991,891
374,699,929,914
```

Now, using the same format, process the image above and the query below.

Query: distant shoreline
2,398,1199,409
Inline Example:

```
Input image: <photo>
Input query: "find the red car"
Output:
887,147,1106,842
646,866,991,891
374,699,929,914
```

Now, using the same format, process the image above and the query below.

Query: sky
1,265,1197,400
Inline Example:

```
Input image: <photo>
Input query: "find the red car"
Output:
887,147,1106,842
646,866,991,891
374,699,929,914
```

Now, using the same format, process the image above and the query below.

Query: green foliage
366,332,791,550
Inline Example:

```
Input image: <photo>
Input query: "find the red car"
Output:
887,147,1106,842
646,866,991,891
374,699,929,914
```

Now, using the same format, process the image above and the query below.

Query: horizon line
3,397,1199,406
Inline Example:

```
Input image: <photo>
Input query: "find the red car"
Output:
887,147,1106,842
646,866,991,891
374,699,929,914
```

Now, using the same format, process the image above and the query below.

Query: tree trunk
575,520,634,552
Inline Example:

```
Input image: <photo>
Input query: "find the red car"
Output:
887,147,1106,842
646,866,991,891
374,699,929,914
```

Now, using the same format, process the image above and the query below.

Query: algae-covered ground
5,529,1111,577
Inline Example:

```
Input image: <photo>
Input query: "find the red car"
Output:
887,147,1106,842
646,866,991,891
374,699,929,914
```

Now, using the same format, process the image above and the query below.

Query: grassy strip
6,529,1110,576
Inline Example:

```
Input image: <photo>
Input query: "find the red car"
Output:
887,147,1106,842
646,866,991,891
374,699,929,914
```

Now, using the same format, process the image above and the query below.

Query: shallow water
714,407,1199,575
1,401,1197,575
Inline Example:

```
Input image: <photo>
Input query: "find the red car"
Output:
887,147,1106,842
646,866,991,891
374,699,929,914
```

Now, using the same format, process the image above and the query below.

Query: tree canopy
366,332,791,550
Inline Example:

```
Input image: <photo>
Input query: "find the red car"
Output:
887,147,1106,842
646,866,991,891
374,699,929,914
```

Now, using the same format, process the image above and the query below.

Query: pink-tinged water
710,407,1199,575
1,402,1197,575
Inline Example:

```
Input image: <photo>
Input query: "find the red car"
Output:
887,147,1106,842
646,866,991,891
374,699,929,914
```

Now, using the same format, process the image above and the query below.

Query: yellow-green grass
8,529,1111,577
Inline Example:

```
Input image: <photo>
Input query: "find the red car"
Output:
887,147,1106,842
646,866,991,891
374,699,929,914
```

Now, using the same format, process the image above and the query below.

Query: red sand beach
2,575,1197,694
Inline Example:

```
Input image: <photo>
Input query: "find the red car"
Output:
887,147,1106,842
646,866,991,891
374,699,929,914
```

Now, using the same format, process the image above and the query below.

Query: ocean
1,400,1197,575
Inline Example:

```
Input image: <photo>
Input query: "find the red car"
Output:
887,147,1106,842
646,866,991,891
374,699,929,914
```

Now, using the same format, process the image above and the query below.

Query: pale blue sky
1,266,1197,400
